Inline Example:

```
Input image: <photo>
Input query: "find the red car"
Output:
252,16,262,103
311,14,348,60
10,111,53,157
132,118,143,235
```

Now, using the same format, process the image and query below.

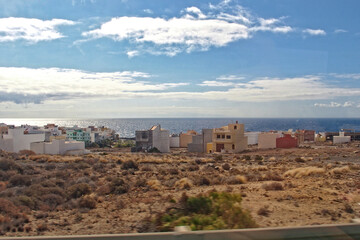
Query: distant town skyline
0,0,360,118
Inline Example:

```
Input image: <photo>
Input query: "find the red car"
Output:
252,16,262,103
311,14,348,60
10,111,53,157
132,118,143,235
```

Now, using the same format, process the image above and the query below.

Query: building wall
170,136,180,148
304,130,315,142
258,133,280,149
188,135,204,153
276,134,298,148
135,130,152,149
31,140,85,155
179,130,197,148
3,128,45,152
245,132,260,145
0,138,14,152
333,136,351,144
202,129,213,152
152,126,170,153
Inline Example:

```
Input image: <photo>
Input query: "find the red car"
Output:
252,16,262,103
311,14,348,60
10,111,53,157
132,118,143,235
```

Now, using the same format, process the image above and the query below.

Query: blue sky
0,0,359,118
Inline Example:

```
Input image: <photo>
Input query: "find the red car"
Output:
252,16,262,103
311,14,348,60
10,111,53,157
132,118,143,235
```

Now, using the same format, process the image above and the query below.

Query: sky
0,0,360,118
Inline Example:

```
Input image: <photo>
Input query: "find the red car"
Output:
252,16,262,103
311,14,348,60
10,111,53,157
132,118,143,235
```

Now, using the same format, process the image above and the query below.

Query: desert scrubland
0,142,359,236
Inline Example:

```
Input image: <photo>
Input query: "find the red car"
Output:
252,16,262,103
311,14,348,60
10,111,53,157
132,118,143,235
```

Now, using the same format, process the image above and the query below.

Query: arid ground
0,142,359,236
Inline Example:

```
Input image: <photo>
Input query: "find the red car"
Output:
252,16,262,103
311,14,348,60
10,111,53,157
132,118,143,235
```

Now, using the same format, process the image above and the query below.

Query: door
216,143,224,152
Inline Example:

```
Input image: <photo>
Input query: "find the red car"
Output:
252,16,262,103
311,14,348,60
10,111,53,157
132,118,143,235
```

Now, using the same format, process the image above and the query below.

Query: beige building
30,139,86,155
258,132,282,149
179,130,197,148
211,121,247,153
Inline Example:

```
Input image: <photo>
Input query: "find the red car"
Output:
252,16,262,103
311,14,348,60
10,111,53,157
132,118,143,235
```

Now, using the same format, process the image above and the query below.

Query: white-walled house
333,132,351,144
30,139,86,155
135,124,170,153
245,132,260,145
0,128,45,152
170,134,180,148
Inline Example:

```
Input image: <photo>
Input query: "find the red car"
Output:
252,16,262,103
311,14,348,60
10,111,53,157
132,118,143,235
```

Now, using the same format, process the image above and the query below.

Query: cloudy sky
0,0,359,118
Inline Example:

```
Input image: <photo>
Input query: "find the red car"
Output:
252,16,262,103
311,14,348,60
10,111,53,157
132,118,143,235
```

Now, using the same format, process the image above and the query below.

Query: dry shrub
188,164,199,171
78,195,97,209
175,178,193,190
168,168,179,175
19,150,36,156
227,175,247,185
29,155,49,162
197,176,211,186
96,184,111,196
262,182,283,191
330,166,350,175
0,181,6,191
257,166,268,171
257,206,270,216
284,167,325,178
67,183,92,199
9,174,31,187
141,165,153,172
121,160,138,170
147,179,162,190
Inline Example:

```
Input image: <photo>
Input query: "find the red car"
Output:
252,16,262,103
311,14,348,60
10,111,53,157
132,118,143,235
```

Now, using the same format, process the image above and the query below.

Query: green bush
156,192,257,231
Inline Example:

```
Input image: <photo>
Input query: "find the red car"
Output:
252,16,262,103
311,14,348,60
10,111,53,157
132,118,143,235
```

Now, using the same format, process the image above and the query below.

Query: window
217,134,220,138
232,144,235,149
234,126,237,130
226,135,231,139
222,135,225,139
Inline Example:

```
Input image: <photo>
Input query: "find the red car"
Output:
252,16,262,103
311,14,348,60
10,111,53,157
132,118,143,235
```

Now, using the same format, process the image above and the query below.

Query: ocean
1,118,360,138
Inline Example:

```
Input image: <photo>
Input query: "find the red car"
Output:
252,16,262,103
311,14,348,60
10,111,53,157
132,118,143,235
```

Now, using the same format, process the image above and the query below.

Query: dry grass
147,179,162,191
174,178,193,190
284,167,326,178
330,166,350,175
227,175,247,184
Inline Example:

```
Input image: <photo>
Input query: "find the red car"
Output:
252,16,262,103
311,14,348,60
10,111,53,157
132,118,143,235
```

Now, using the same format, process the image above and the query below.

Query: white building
170,134,180,148
333,132,351,144
30,139,86,155
135,124,170,153
0,128,45,152
245,132,260,145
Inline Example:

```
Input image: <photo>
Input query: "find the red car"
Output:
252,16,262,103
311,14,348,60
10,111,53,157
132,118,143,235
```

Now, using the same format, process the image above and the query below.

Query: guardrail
1,223,360,240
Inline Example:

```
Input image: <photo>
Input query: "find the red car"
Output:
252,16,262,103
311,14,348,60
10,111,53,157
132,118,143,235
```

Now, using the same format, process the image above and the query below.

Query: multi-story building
210,121,248,153
66,129,91,143
134,124,170,153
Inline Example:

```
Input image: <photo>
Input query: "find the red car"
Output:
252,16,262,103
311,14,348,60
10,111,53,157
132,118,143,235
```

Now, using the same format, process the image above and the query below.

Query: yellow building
211,121,247,153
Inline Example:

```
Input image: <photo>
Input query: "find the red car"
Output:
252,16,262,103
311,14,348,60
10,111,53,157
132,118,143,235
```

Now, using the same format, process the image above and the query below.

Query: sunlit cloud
82,1,293,56
303,28,326,36
0,17,76,42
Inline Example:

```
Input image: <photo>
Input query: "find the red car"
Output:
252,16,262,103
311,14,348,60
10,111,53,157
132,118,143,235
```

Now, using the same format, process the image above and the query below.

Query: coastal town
0,121,359,236
0,121,357,155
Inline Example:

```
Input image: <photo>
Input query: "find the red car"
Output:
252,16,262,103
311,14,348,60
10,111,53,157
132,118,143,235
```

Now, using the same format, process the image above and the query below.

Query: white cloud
124,75,360,102
0,67,188,103
303,28,326,36
126,50,140,58
184,7,206,19
314,101,354,108
330,73,360,80
216,75,245,81
198,81,235,87
334,29,347,34
82,3,293,56
143,9,153,14
0,17,76,42
1,69,360,105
